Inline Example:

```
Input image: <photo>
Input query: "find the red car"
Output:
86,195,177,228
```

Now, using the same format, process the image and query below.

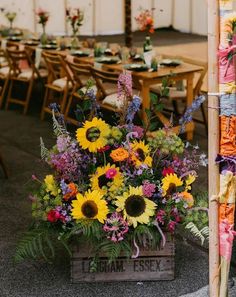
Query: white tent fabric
0,0,210,36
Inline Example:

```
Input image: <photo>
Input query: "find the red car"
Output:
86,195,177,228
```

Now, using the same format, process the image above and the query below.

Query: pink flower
167,221,177,233
132,125,144,138
156,210,166,225
97,145,110,153
105,168,117,179
162,167,175,176
142,181,156,197
47,210,61,223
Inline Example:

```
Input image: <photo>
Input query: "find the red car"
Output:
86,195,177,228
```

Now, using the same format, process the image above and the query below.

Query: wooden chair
91,67,129,112
91,67,141,113
5,47,48,114
40,52,74,120
0,49,11,109
64,59,94,125
151,56,208,133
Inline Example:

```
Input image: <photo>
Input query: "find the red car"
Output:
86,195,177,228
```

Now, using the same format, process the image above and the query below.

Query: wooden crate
71,235,175,283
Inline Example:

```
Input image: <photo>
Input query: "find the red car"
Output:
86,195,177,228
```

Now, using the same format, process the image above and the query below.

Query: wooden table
45,53,203,140
98,61,203,140
1,40,203,139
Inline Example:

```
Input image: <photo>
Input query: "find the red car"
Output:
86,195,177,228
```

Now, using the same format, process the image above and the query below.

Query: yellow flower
76,117,110,153
90,163,123,195
130,141,152,168
44,175,60,196
110,127,123,140
185,174,196,191
115,186,156,228
162,174,183,196
110,147,129,162
71,190,108,223
180,191,194,208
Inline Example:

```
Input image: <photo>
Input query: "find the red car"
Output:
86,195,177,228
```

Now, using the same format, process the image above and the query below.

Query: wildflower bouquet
15,75,205,266
135,8,155,34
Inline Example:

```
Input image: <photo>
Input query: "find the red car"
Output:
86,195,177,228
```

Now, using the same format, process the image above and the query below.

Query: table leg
186,73,195,140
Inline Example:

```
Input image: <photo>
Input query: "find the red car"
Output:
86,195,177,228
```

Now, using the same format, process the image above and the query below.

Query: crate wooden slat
71,235,175,283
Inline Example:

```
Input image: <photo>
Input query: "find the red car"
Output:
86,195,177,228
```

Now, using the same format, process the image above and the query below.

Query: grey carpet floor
0,110,209,297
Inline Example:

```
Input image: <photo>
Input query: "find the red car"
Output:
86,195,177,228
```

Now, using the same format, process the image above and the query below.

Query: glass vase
71,32,79,50
40,26,48,46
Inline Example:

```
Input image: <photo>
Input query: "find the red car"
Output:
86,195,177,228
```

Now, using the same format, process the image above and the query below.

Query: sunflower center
81,200,98,218
98,174,111,188
125,195,146,217
136,148,145,161
86,127,101,142
167,183,177,195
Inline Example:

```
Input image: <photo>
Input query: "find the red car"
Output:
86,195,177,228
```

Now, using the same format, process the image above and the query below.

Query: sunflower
91,164,123,195
130,141,152,168
76,117,110,153
71,190,108,223
162,174,183,196
185,174,196,191
115,186,156,228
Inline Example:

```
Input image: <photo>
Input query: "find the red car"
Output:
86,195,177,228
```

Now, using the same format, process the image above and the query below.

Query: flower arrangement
66,7,84,36
36,8,49,45
5,11,17,29
15,76,206,266
36,8,49,28
135,8,155,34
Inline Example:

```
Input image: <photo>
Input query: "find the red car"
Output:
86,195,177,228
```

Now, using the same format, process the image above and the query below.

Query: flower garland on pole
209,1,236,296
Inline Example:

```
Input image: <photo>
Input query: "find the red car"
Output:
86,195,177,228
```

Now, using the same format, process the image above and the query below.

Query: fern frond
14,229,55,263
52,110,67,137
185,222,209,245
40,137,49,160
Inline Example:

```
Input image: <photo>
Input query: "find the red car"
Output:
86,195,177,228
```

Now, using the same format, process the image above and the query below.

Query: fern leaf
40,137,49,160
14,229,55,263
52,110,67,137
185,222,208,245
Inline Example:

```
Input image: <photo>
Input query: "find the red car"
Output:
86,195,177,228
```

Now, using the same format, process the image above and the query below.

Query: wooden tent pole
208,1,220,296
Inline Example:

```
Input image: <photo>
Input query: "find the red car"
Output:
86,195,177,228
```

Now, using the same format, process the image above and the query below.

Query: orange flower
64,183,78,201
110,148,129,162
180,192,194,208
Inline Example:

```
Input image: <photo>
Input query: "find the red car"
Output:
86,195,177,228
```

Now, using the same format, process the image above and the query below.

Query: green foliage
185,222,209,245
184,191,209,245
14,228,54,263
133,224,161,249
96,240,132,264
52,111,67,137
14,227,72,264
81,220,103,240
40,137,49,160
147,129,184,155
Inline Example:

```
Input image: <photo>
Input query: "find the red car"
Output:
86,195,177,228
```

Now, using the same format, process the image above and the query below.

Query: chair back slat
42,52,73,85
66,59,92,90
6,48,31,76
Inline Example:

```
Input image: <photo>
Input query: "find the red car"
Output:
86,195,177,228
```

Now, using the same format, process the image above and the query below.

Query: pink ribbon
219,219,236,261
218,45,236,84
131,238,140,258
